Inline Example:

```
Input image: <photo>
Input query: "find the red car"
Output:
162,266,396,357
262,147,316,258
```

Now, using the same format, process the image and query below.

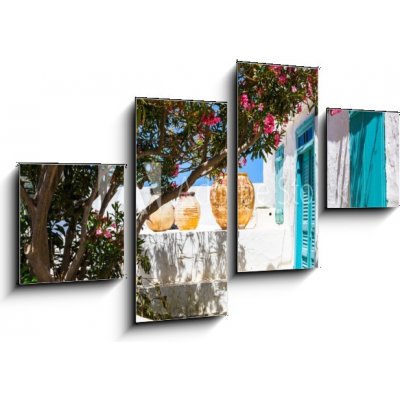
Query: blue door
295,117,316,269
349,111,386,208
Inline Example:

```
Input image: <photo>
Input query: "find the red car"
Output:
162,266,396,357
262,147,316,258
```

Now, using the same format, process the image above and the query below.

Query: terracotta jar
174,192,201,230
238,173,255,229
146,194,174,232
210,174,228,229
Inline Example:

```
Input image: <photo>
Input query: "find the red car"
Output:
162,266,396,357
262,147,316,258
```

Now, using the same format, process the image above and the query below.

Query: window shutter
275,146,284,225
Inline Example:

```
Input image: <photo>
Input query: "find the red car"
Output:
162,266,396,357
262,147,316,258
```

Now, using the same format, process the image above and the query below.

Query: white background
1,1,400,399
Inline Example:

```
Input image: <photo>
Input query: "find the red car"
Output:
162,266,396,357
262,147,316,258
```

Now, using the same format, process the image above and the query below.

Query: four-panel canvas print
327,108,400,208
237,62,318,272
19,163,125,284
20,62,397,323
135,98,228,322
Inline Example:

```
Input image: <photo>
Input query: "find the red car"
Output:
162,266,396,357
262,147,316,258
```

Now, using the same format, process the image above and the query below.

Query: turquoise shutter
349,111,386,207
295,117,316,269
275,145,284,225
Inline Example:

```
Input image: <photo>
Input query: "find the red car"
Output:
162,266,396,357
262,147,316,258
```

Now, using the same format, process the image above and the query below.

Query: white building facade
238,107,318,272
327,110,399,208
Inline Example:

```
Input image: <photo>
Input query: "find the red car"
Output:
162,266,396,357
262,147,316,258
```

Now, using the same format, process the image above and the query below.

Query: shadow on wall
225,64,238,281
138,230,227,284
122,99,135,330
326,110,350,208
237,242,247,272
138,280,227,320
136,229,228,320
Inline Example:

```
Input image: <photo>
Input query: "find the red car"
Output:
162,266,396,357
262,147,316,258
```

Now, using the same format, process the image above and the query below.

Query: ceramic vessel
237,173,255,229
146,194,174,232
174,192,201,230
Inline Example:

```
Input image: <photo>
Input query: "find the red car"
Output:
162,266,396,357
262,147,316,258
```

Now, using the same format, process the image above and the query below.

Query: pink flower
111,223,117,229
201,112,221,126
263,113,275,134
291,86,297,93
95,228,103,236
258,103,264,112
171,164,179,178
269,65,282,77
297,104,302,114
329,109,342,116
274,133,281,147
240,94,252,111
240,93,249,106
238,157,247,168
278,75,287,85
104,230,112,239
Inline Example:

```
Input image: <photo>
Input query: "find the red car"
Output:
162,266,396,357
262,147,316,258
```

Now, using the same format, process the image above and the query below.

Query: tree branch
64,174,99,282
136,147,228,233
137,149,161,159
60,217,76,280
99,167,124,217
24,165,64,283
19,180,36,217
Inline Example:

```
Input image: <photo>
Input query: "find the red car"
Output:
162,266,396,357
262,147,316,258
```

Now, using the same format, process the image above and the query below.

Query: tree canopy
136,98,227,231
237,62,318,164
19,164,124,284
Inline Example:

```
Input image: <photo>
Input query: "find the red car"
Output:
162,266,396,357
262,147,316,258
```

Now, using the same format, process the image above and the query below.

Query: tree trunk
22,165,64,283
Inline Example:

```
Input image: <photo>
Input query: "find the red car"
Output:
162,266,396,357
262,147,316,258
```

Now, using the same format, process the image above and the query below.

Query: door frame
295,115,315,269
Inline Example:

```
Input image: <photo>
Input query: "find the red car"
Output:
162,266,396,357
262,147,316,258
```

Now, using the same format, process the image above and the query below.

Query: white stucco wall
137,186,227,320
384,112,400,207
327,110,350,208
327,110,399,208
239,107,317,271
137,229,227,319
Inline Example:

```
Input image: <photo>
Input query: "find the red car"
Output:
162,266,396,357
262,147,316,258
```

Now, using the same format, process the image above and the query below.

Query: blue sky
145,157,264,187
174,157,263,186
238,158,263,183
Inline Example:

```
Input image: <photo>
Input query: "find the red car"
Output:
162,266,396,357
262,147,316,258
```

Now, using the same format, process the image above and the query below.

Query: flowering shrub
329,108,343,116
19,164,124,283
85,202,124,281
136,99,227,195
136,98,227,232
237,62,318,165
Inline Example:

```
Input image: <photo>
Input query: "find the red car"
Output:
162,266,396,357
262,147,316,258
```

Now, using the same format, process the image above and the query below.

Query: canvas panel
327,108,400,208
135,98,228,322
237,61,318,272
19,163,125,284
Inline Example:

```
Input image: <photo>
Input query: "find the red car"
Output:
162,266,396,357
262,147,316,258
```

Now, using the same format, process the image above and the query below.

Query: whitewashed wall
137,185,227,319
327,111,399,208
327,110,350,208
239,107,317,271
384,112,400,207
